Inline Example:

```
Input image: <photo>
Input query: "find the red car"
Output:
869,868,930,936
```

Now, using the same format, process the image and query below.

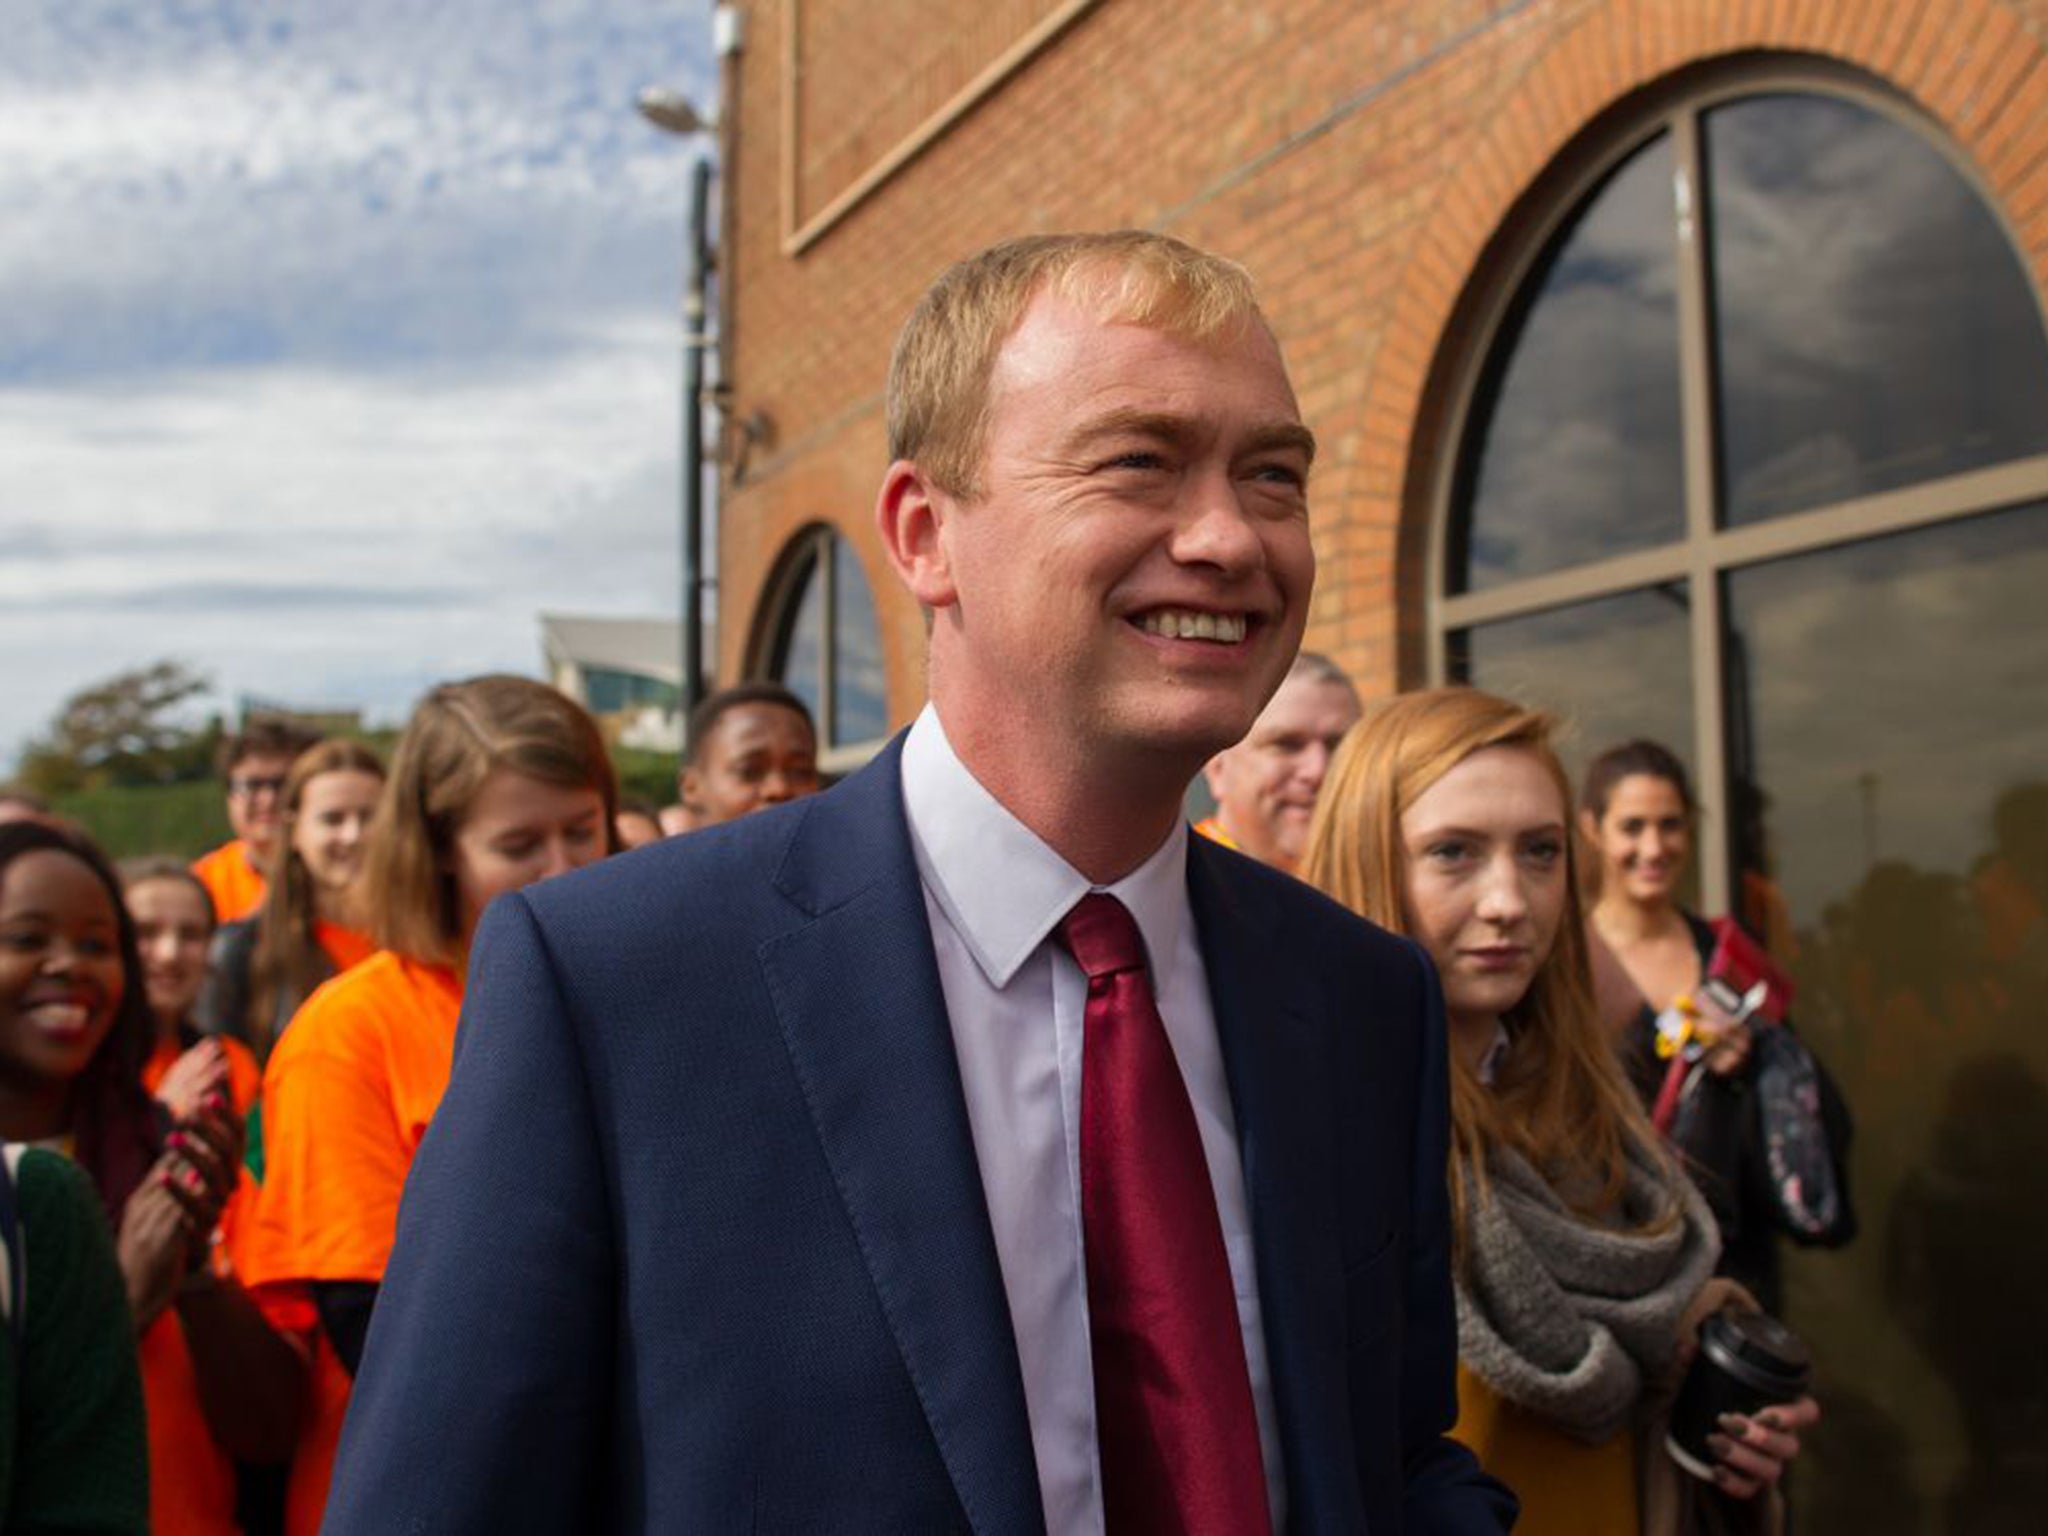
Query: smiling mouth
24,999,98,1037
1135,608,1249,643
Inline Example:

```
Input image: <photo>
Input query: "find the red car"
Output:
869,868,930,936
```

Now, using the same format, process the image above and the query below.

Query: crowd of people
0,229,1856,1534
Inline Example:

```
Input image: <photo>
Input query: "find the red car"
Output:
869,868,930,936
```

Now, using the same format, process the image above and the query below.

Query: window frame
1426,59,2048,911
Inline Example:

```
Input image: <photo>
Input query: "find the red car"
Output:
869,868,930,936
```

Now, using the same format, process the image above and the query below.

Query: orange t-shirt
88,1134,267,1536
141,1033,262,1120
243,950,464,1536
191,839,266,924
133,1034,271,1532
1193,816,1240,851
314,920,377,975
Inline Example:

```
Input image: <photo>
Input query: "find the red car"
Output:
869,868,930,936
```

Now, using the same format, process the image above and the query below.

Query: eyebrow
1061,407,1318,466
0,907,115,927
1407,820,1566,840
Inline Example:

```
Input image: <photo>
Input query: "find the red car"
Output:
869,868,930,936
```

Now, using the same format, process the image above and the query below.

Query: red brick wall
716,0,2048,723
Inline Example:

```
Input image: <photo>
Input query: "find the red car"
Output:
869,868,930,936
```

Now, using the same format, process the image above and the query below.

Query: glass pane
831,537,888,745
1454,133,1686,591
1455,582,1696,796
1725,503,2048,1532
1708,93,2048,524
774,546,825,728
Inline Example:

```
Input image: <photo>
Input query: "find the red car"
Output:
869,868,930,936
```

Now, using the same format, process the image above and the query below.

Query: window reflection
776,546,825,728
1708,94,2048,524
831,537,887,745
1726,502,2048,1531
767,527,888,751
1455,133,1686,591
1455,582,1695,790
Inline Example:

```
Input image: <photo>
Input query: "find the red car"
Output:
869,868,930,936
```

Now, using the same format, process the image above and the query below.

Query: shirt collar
900,705,1191,989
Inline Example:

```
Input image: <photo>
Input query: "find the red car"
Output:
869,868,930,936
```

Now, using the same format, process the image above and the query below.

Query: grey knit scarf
1456,1141,1718,1444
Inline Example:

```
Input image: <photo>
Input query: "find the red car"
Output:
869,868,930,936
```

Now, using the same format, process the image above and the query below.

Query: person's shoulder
10,1145,100,1225
209,915,258,962
1194,832,1423,969
269,951,418,1065
521,790,822,937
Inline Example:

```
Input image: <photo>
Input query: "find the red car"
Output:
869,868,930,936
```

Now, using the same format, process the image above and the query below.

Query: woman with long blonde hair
1301,687,1815,1535
239,675,617,1536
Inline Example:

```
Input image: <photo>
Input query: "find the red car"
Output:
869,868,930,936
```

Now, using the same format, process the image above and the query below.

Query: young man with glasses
192,718,323,922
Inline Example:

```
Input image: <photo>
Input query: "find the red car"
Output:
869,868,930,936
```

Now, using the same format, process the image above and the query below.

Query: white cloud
1,0,715,768
1,334,682,752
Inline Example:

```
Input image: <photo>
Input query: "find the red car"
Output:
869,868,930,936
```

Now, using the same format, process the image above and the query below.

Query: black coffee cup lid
1700,1309,1812,1395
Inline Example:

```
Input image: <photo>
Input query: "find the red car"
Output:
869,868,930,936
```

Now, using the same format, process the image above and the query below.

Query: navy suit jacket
326,738,1515,1533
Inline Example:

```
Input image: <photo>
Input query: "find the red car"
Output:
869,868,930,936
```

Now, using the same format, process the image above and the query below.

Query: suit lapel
757,739,1045,1536
1189,839,1358,1529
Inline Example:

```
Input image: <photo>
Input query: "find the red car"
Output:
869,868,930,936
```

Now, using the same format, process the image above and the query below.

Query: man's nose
759,770,796,804
1297,741,1334,789
1171,471,1264,575
538,841,577,880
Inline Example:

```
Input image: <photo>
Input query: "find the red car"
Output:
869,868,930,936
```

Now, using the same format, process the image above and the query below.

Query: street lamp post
636,87,715,764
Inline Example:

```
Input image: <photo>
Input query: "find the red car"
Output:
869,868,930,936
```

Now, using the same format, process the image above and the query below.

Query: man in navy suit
326,231,1516,1533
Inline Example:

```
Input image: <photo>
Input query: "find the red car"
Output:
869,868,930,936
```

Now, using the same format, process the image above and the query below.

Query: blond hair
888,230,1268,497
363,676,619,967
1299,686,1675,1256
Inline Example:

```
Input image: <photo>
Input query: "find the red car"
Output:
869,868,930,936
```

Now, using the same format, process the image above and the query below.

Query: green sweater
0,1147,148,1535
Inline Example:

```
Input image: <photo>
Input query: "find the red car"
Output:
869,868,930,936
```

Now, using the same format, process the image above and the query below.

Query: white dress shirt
900,706,1283,1535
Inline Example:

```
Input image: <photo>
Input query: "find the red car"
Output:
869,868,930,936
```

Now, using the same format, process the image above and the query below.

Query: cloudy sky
0,0,715,769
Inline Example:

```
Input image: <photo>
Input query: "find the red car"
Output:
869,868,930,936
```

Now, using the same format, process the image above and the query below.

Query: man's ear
1201,752,1231,802
1577,807,1603,844
876,460,959,610
679,765,704,816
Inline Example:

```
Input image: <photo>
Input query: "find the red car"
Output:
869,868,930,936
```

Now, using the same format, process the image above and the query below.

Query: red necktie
1056,893,1272,1536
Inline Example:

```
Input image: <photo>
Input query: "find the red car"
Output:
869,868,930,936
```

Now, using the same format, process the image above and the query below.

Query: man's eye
1250,461,1306,489
1103,450,1169,472
1526,839,1563,866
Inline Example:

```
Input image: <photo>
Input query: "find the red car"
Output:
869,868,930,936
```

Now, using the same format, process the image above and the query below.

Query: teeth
1140,610,1246,643
30,1003,89,1031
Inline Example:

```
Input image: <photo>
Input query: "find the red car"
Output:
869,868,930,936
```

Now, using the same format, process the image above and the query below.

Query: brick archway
1342,0,2048,685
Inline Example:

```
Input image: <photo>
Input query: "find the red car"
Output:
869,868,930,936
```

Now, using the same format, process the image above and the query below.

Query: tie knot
1056,892,1149,982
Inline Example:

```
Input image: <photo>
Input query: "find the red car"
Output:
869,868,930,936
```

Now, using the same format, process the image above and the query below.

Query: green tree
16,661,220,796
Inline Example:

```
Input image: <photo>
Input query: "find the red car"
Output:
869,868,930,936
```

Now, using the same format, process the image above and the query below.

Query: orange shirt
314,920,377,975
243,950,464,1536
191,839,266,923
1193,816,1239,851
96,1148,265,1536
141,1033,262,1120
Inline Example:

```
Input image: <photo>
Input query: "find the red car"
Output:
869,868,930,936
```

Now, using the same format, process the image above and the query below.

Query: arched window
1434,67,2048,1530
757,525,888,765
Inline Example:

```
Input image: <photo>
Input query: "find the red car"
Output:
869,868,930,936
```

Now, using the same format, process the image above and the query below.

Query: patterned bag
1753,1027,1851,1243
